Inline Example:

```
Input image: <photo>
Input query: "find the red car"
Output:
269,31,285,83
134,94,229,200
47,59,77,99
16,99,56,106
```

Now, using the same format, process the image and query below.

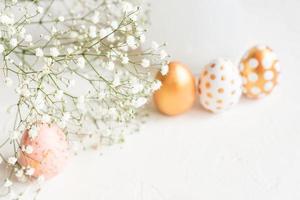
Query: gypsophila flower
7,157,17,165
10,38,17,47
92,11,100,24
77,57,85,69
141,59,150,68
55,90,64,100
35,48,44,57
0,44,4,54
62,112,71,122
126,36,136,49
67,47,74,55
24,34,32,42
160,50,168,59
131,83,144,94
0,15,14,25
132,97,147,108
121,55,129,64
25,167,35,176
0,1,169,195
37,6,44,14
20,86,31,98
50,47,59,57
42,114,51,123
28,126,39,139
151,41,159,51
140,34,146,43
161,64,169,76
107,61,115,71
4,179,13,187
23,145,34,154
15,169,24,178
58,16,65,22
89,26,97,38
151,80,162,91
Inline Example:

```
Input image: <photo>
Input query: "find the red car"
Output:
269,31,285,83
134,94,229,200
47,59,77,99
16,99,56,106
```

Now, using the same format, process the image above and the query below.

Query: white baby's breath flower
55,90,64,100
20,86,31,98
34,93,45,111
151,80,162,91
161,64,169,76
4,77,13,87
129,14,138,22
68,79,76,88
58,16,65,22
24,145,33,154
0,44,5,54
132,97,147,108
0,15,14,25
10,38,17,47
37,6,44,14
160,50,168,59
50,47,60,57
25,167,35,176
8,157,17,165
89,26,97,38
91,11,100,24
106,61,115,71
24,34,32,42
67,47,74,55
28,125,39,139
15,169,24,178
131,83,144,94
140,34,146,43
126,36,136,49
111,21,119,29
121,55,129,64
100,28,109,38
141,59,150,68
62,112,71,122
4,179,13,187
51,26,57,34
77,57,85,69
42,114,51,123
35,48,44,57
151,41,159,51
76,96,86,113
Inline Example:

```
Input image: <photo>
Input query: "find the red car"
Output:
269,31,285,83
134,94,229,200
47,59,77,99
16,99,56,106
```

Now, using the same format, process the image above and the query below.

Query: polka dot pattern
198,59,242,113
239,45,280,98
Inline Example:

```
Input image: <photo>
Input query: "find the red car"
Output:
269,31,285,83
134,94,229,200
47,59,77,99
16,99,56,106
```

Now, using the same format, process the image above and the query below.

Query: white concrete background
1,0,300,199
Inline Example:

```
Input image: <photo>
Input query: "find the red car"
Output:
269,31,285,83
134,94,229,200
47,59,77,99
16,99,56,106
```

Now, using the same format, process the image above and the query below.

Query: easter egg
154,61,196,116
18,123,69,180
239,45,280,98
198,58,242,113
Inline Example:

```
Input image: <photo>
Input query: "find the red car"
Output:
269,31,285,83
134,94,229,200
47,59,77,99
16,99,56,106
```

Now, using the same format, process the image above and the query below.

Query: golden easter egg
154,61,196,116
240,45,280,98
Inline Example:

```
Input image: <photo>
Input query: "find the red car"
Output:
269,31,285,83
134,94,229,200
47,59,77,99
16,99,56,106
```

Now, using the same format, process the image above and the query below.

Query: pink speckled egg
18,123,69,180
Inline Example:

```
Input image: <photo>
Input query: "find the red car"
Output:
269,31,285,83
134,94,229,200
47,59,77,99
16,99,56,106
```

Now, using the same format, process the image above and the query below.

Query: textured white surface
1,0,300,199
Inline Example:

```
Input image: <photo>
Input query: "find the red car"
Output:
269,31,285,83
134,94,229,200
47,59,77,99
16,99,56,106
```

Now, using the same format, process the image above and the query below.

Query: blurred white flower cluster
0,0,168,196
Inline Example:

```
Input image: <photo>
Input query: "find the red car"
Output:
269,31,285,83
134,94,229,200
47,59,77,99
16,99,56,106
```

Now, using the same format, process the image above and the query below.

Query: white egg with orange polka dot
198,58,242,113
